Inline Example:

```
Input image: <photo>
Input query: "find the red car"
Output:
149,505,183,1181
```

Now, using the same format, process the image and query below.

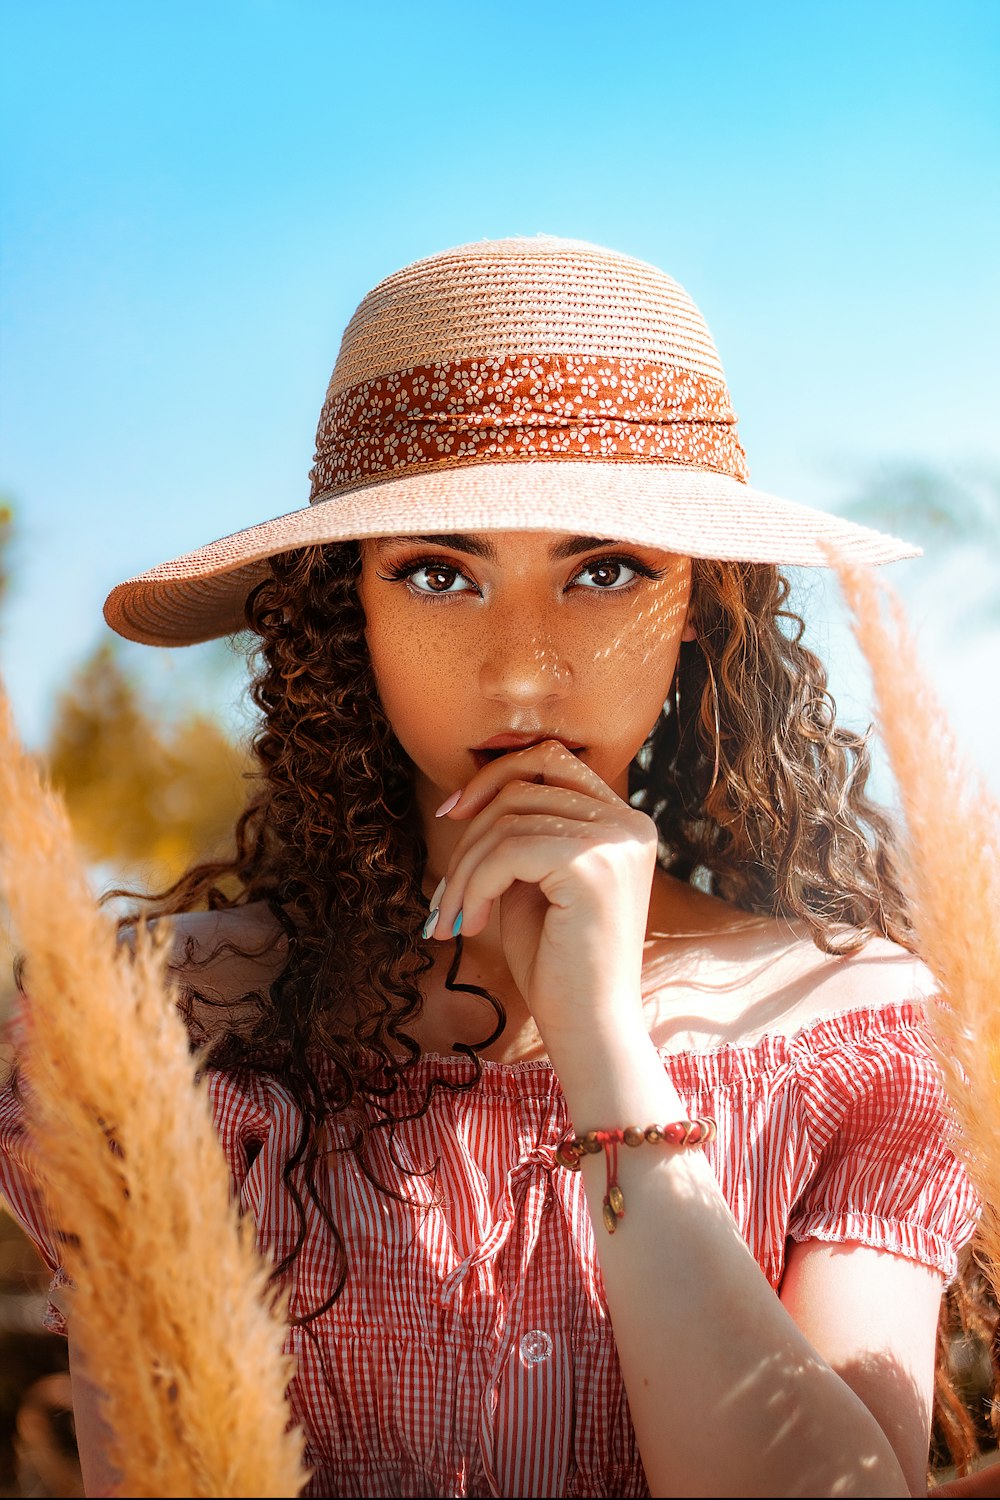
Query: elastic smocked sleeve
0,1077,72,1332
203,1069,276,1197
1,1080,58,1271
788,1015,980,1280
0,1068,275,1335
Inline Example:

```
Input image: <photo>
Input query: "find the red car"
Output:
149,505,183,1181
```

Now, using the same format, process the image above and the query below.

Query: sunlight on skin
359,528,692,839
357,527,694,1053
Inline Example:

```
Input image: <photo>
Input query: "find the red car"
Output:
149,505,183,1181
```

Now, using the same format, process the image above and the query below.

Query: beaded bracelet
555,1119,717,1234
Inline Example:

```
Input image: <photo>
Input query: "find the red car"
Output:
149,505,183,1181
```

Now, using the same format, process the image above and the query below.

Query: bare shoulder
126,902,288,1005
645,873,934,1052
751,926,935,1029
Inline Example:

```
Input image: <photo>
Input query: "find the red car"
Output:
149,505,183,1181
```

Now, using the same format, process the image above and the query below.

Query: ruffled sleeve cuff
788,1006,980,1281
0,1066,276,1334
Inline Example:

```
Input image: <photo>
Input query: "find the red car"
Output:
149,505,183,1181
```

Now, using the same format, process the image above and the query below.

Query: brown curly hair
144,539,920,1194
124,540,985,1470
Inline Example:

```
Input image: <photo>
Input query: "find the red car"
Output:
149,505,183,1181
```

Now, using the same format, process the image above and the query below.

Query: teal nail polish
422,909,440,940
452,912,463,937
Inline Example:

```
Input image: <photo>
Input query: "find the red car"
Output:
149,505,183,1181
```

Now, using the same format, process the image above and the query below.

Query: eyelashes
376,557,473,594
576,556,669,587
375,552,670,598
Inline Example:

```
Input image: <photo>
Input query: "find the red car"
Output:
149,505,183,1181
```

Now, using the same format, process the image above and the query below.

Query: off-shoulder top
0,1002,981,1498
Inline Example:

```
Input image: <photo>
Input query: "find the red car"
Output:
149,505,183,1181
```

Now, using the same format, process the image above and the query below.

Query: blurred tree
840,465,997,541
0,503,12,614
2,493,255,932
46,643,255,891
838,465,1000,620
0,504,16,1036
0,509,252,1492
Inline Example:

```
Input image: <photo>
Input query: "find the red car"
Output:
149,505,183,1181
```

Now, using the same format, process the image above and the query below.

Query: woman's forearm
68,1325,121,1499
552,1024,910,1499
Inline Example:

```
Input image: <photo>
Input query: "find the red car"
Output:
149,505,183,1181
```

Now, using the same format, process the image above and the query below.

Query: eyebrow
378,533,629,562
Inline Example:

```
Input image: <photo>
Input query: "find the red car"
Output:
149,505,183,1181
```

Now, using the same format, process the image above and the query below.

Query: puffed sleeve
0,1075,73,1332
787,1009,980,1281
0,1067,275,1333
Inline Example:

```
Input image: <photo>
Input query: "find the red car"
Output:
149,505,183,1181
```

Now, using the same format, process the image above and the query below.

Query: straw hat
104,235,917,647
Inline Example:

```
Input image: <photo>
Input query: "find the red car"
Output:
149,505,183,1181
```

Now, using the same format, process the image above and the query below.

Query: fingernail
435,790,461,818
451,912,463,937
422,909,440,940
429,876,447,910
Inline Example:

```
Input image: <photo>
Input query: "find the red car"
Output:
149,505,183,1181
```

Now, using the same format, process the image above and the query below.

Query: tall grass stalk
0,685,304,1496
834,555,1000,1301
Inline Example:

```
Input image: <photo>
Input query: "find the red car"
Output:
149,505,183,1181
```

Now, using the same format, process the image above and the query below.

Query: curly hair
633,556,912,949
127,540,983,1469
135,540,918,1275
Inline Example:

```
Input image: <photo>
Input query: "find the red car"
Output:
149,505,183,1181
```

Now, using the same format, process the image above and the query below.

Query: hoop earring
704,655,721,799
669,658,719,798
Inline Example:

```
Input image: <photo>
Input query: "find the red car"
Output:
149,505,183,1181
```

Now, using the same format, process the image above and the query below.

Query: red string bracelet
554,1119,717,1234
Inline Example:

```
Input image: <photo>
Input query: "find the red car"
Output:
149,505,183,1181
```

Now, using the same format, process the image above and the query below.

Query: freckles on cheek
591,570,691,713
364,597,472,749
366,611,424,715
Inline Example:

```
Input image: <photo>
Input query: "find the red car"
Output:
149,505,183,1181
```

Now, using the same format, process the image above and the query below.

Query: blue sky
1,0,998,795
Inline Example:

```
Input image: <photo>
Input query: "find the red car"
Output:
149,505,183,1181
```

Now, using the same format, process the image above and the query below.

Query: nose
477,616,572,708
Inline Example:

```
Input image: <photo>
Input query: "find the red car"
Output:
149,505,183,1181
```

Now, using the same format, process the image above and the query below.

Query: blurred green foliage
46,643,255,889
0,505,12,613
842,466,998,541
0,503,254,910
839,465,1000,621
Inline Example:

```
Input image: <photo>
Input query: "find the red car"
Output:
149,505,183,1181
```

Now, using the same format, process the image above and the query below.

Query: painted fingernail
435,790,462,818
429,876,447,910
452,912,463,937
422,909,440,940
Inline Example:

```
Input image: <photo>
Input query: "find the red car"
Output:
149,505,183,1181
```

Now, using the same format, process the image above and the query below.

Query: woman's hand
430,741,658,1054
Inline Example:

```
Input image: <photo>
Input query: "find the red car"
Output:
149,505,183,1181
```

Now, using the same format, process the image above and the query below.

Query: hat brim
103,461,919,647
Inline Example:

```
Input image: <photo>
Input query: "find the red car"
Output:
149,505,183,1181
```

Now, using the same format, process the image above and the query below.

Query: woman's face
358,529,694,816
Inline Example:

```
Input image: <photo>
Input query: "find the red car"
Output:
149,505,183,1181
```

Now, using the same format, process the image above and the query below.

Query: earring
670,653,721,799
704,656,721,799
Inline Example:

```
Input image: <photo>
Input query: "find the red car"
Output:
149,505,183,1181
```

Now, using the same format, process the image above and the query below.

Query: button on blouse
0,1001,980,1498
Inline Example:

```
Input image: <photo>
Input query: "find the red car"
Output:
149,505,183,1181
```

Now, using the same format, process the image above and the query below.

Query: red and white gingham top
0,1002,980,1498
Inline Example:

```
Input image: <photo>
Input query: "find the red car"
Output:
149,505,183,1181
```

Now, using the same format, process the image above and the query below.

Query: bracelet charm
555,1118,717,1233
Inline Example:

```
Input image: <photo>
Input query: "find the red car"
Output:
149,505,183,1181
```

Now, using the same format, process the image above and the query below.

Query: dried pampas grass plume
0,683,305,1497
832,552,1000,1301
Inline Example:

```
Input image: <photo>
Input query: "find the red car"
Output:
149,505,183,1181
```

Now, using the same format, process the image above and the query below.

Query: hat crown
308,236,747,505
103,231,918,648
329,236,728,396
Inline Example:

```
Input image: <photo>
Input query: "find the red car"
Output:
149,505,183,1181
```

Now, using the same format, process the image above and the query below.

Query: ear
681,618,697,643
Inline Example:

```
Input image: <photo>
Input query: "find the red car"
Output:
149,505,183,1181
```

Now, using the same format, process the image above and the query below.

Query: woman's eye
573,559,638,590
408,564,474,595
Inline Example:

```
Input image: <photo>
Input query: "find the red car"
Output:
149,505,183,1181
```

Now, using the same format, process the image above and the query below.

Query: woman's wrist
547,1019,684,1127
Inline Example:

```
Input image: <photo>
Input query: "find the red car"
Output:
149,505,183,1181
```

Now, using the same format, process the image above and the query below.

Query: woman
1,236,980,1496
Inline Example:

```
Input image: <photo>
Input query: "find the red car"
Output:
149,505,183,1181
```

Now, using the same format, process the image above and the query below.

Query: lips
470,733,585,768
